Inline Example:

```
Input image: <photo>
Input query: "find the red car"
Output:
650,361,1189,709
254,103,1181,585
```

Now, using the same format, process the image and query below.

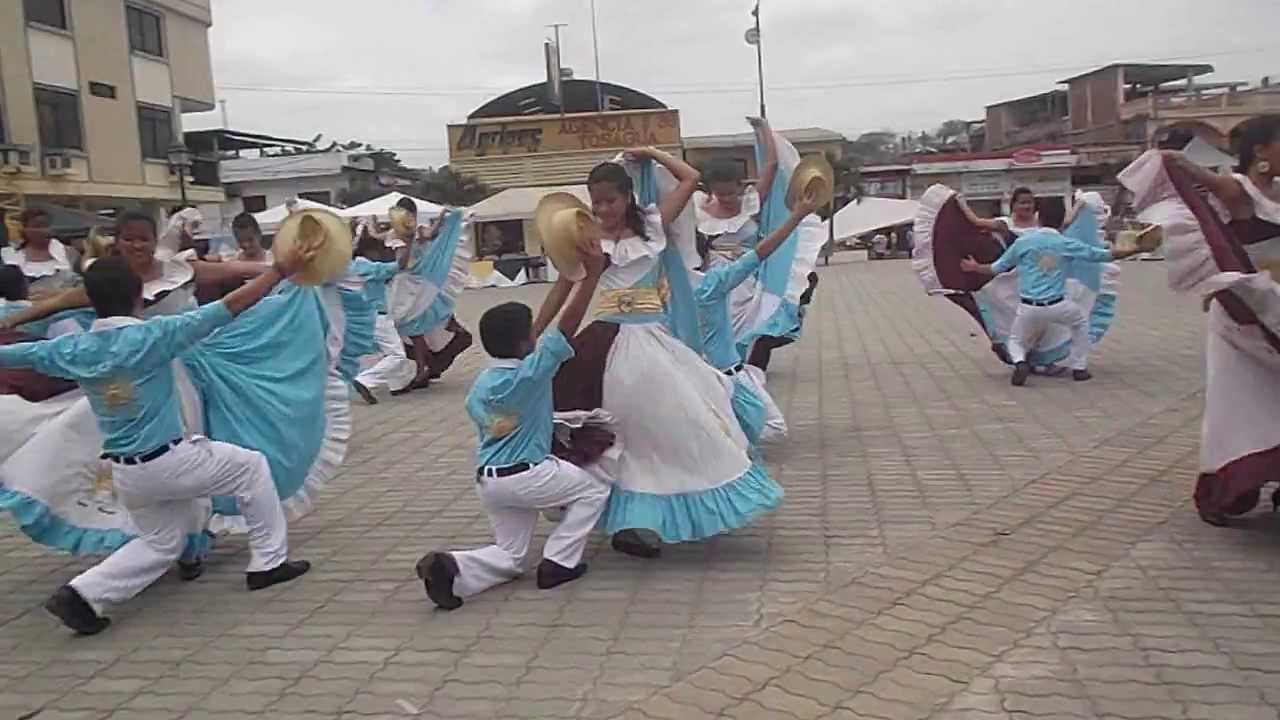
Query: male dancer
961,203,1141,385
0,251,315,634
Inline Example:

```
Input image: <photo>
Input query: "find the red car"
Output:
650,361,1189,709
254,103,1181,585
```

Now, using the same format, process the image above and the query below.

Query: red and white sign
1010,148,1043,166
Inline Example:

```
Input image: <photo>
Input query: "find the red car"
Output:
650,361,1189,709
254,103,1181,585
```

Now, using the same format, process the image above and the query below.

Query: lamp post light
167,143,192,205
745,2,765,119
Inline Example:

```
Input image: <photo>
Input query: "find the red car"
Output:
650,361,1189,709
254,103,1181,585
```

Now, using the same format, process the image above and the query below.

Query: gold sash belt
596,288,664,317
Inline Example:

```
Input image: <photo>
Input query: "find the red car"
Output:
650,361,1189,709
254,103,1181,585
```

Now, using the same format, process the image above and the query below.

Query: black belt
476,462,531,480
1021,296,1064,307
102,439,182,466
723,363,745,377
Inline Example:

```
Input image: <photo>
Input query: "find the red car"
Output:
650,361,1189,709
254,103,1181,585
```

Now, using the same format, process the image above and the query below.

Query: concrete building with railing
0,0,222,221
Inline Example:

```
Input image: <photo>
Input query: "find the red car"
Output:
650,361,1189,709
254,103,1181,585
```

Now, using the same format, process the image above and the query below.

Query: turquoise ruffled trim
735,299,801,359
0,487,210,558
730,375,767,448
597,461,783,543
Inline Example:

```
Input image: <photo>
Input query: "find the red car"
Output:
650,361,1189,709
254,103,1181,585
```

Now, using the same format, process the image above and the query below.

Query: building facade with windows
0,0,223,221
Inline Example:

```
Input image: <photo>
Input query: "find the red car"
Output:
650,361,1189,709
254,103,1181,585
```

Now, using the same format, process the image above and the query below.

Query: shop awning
468,185,589,223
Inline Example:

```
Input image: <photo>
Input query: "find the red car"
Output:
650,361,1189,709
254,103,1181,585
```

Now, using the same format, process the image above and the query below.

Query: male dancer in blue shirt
961,203,1140,386
416,246,607,610
0,249,316,634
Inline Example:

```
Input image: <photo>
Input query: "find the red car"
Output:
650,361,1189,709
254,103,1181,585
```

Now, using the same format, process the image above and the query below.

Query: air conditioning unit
0,143,33,175
43,151,73,176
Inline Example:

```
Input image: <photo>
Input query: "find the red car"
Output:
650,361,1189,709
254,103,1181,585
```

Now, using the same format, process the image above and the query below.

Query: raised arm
629,147,701,226
0,287,90,330
1160,150,1249,217
956,195,1010,233
557,251,604,338
531,277,574,339
748,117,779,201
191,259,268,285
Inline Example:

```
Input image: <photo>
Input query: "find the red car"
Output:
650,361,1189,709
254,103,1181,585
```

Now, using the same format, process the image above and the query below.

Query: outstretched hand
959,255,981,273
276,236,321,277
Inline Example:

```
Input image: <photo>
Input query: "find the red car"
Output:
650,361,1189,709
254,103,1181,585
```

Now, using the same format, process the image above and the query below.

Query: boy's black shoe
177,559,204,581
246,560,310,591
352,381,378,405
536,560,587,590
1073,369,1093,382
611,530,661,559
45,585,110,635
416,552,462,610
1011,361,1031,387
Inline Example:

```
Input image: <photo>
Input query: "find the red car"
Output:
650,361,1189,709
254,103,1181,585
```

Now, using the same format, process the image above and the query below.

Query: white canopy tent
252,198,341,234
1183,136,1237,173
827,196,920,244
468,184,589,223
337,192,443,222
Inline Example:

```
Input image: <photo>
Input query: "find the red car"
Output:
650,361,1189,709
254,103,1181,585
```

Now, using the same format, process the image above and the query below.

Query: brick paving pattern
0,257,1273,719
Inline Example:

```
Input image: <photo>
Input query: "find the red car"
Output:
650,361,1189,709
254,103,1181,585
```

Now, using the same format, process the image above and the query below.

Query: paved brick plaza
1,258,1278,720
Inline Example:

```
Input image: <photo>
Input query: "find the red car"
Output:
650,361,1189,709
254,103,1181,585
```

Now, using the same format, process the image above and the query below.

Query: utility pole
751,1,766,118
590,0,604,112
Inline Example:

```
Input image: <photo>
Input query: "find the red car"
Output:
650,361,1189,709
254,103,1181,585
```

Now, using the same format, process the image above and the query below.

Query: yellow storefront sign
448,110,681,160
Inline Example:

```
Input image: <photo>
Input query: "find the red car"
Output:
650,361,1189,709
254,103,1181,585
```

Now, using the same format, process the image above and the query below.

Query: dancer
3,208,77,298
734,121,827,372
695,190,817,445
350,234,417,402
959,202,1141,385
224,213,273,264
551,148,781,558
0,210,348,561
694,118,775,271
415,249,608,610
1117,116,1279,525
0,250,317,634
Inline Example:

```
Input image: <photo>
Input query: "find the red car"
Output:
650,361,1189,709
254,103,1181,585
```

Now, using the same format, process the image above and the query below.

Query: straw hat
272,209,353,286
785,155,835,211
535,192,598,282
389,206,417,238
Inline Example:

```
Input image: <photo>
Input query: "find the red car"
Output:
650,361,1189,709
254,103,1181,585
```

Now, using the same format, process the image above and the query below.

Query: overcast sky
187,0,1280,168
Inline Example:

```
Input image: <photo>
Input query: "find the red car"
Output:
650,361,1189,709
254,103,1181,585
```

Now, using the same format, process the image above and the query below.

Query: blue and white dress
553,205,783,543
693,250,787,446
0,253,350,554
386,209,472,350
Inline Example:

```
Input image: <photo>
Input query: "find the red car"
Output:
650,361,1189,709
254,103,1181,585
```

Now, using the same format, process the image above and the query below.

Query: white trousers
453,457,610,598
355,314,416,391
425,324,454,353
1008,299,1092,371
70,437,289,612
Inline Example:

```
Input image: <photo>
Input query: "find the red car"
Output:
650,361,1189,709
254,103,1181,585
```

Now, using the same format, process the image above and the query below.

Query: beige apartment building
0,0,223,219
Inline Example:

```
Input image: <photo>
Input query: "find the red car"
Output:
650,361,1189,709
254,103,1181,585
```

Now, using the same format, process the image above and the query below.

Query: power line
215,45,1275,100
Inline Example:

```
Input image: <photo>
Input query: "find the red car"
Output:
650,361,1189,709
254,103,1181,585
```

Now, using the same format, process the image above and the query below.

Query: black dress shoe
536,559,587,590
246,560,310,591
177,559,204,582
44,585,110,635
415,552,462,610
611,530,661,559
352,381,378,405
1072,369,1093,382
1011,361,1031,387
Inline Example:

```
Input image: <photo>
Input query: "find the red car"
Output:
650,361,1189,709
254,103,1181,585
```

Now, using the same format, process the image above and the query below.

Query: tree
934,119,972,147
845,131,900,166
414,166,492,207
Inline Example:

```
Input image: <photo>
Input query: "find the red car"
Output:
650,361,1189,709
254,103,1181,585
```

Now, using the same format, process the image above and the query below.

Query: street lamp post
167,143,192,206
746,2,766,119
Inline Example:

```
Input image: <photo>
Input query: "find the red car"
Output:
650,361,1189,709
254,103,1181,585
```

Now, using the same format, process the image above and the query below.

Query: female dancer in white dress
3,208,78,297
550,148,782,557
1118,116,1280,525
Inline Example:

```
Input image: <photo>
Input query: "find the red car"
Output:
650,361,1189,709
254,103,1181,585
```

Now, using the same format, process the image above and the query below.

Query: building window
127,5,164,58
297,191,332,205
89,82,117,99
24,0,67,29
241,196,267,213
137,105,172,160
34,86,82,150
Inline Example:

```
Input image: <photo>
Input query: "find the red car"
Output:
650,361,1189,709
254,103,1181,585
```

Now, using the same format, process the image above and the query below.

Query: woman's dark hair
704,161,745,187
0,265,29,301
395,197,418,215
17,208,50,227
115,210,156,236
1234,115,1280,174
478,301,532,359
1009,187,1036,207
83,256,142,318
587,162,647,240
355,233,392,261
231,212,260,234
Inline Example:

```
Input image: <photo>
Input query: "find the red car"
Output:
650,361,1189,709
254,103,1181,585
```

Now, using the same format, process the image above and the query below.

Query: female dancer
1119,116,1280,525
0,211,347,560
3,208,77,297
551,147,782,557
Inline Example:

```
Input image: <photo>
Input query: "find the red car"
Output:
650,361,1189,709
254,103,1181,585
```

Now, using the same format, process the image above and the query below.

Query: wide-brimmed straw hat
273,209,352,285
535,192,598,282
786,155,835,211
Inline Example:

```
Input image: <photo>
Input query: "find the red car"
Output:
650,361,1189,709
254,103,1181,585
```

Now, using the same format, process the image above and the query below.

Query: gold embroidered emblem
99,377,134,408
488,416,518,438
616,293,635,313
1037,254,1058,272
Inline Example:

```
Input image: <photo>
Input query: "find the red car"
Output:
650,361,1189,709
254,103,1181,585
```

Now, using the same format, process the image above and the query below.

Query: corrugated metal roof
220,153,374,183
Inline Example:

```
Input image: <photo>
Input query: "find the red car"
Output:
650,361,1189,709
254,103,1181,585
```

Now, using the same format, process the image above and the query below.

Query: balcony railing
1121,88,1280,119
